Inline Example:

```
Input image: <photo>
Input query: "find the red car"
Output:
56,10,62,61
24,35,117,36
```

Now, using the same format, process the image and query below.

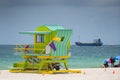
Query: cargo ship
75,38,103,46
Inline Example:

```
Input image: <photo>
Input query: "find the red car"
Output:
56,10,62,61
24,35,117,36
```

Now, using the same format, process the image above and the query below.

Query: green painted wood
19,31,51,34
51,29,72,56
36,25,64,31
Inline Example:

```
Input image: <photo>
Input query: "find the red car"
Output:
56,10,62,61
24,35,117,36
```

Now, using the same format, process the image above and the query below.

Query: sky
0,0,120,45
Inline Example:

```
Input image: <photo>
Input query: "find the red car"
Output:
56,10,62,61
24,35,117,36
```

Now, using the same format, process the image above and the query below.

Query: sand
0,68,120,80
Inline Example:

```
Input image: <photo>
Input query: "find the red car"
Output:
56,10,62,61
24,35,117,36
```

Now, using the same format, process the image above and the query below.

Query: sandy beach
0,68,120,80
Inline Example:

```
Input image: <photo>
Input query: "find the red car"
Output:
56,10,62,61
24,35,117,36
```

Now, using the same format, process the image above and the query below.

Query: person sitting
103,61,109,68
117,61,120,67
110,57,115,67
113,61,120,67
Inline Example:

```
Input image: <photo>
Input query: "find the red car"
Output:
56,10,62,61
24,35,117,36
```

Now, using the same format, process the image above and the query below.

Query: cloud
63,0,120,7
0,0,120,7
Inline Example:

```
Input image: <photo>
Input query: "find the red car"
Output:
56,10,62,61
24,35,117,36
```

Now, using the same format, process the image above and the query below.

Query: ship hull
75,42,103,46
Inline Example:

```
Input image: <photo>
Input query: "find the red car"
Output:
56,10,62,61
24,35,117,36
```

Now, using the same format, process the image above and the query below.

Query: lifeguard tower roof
19,25,64,34
39,25,64,31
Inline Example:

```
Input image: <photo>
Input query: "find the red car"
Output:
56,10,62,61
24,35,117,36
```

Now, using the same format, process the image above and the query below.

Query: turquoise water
0,45,120,70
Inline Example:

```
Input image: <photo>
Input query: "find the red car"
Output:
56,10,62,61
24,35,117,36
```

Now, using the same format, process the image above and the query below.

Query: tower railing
14,44,44,54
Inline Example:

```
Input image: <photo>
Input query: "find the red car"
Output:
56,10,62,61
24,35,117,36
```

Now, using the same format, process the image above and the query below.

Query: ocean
0,45,120,70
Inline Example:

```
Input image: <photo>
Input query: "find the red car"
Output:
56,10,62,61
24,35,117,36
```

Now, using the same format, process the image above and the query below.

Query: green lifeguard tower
10,25,81,74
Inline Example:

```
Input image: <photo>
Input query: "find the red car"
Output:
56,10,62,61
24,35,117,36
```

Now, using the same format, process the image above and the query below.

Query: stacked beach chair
9,25,81,74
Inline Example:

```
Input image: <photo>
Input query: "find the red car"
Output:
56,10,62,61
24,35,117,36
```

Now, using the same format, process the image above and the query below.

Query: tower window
36,34,44,43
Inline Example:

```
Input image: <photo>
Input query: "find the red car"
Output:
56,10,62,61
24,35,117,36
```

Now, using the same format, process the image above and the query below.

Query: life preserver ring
52,63,60,70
